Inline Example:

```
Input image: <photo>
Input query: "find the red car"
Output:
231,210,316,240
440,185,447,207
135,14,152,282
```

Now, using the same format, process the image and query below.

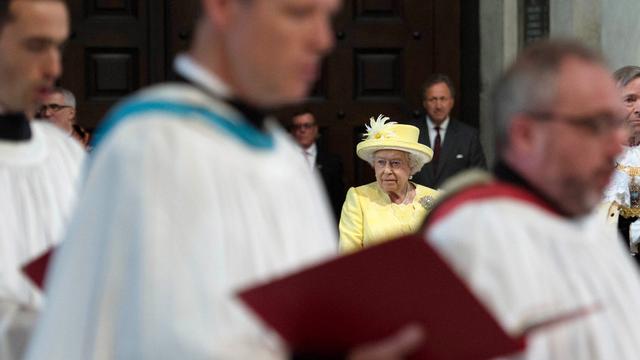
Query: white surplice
27,56,337,359
426,189,640,359
0,121,85,359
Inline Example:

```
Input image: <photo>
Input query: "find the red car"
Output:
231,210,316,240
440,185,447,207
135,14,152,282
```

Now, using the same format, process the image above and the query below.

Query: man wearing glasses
39,87,91,148
422,40,640,358
38,87,76,136
291,110,345,222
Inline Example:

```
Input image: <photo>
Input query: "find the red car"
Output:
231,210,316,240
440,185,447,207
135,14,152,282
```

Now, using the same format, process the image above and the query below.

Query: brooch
419,195,435,210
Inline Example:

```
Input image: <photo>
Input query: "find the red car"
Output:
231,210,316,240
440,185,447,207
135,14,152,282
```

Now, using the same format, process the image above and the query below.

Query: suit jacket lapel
315,146,325,172
419,117,431,147
411,117,435,187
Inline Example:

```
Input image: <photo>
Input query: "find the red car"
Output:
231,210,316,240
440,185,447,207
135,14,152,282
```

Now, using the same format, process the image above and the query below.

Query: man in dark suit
291,111,345,223
406,74,487,188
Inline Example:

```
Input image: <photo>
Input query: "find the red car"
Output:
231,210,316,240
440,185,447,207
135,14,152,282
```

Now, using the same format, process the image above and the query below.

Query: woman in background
339,115,438,252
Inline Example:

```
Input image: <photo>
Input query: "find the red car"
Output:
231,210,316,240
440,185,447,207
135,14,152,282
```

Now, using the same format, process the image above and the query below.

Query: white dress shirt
303,142,318,170
426,116,450,146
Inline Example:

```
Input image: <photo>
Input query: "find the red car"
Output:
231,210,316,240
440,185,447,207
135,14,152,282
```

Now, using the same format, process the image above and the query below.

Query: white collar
174,54,234,99
426,116,450,130
305,142,317,156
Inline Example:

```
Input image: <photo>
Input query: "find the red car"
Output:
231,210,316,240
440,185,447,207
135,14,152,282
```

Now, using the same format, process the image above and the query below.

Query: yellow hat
356,115,433,173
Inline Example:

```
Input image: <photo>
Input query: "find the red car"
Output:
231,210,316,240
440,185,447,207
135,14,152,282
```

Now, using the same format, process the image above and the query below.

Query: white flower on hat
363,114,397,140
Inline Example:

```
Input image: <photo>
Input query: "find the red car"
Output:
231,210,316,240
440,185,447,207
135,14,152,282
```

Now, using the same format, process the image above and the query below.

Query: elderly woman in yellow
339,115,438,252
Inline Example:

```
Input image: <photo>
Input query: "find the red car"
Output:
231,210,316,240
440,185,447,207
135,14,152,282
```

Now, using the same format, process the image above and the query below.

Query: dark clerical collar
493,160,569,217
0,112,31,141
173,73,268,130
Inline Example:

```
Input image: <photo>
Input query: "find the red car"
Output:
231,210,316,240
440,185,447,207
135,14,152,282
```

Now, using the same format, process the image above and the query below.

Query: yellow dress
339,182,438,253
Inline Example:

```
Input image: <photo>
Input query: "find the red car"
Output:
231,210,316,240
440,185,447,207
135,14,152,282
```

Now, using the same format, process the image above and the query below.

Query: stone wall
477,0,640,163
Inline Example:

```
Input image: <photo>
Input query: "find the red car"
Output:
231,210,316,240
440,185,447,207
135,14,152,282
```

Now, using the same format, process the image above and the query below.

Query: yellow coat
339,182,438,253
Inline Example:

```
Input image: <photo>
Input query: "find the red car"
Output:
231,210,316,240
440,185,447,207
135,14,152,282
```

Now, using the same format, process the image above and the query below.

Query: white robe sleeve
27,119,288,360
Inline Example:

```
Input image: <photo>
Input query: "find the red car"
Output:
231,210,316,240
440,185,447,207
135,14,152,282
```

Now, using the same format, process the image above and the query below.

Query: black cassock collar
0,112,31,141
494,160,569,218
173,73,268,131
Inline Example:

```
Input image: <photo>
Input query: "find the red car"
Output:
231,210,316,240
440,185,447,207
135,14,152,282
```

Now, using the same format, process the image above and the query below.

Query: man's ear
69,108,76,121
201,0,238,29
507,113,542,154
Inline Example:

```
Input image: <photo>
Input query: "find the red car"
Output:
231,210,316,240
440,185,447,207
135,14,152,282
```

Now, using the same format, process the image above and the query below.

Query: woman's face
373,149,411,194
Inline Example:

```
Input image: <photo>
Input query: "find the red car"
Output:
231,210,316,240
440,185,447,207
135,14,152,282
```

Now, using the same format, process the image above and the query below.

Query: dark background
62,0,479,188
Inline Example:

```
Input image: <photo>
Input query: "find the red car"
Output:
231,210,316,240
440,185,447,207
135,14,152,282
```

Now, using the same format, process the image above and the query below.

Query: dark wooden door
61,0,202,129
61,0,168,129
280,0,461,187
62,0,467,190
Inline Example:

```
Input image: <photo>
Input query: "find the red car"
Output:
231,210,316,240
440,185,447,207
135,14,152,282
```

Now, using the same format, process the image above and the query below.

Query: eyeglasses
527,111,625,136
373,158,405,170
40,103,71,113
291,123,316,131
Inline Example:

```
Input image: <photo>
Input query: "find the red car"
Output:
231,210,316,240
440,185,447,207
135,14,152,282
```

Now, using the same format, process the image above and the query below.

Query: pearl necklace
392,184,412,204
402,184,414,204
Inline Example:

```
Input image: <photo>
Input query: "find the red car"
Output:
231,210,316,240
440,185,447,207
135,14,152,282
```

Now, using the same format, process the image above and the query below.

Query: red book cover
238,235,531,359
21,247,54,290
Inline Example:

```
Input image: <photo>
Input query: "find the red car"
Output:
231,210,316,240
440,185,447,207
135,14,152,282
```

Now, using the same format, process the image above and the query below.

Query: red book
22,247,55,289
238,235,593,359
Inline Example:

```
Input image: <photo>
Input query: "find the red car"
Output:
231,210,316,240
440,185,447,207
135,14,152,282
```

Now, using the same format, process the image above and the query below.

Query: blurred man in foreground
0,0,84,359
423,40,640,359
27,0,422,358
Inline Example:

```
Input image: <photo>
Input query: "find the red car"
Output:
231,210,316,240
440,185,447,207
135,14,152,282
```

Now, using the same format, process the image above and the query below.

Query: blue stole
91,100,274,150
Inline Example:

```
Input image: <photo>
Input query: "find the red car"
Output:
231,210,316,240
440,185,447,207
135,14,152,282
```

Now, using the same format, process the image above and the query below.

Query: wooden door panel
62,0,164,129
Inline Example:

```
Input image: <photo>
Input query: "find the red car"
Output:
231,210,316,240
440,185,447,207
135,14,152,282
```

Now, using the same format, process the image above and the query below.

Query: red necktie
432,126,441,171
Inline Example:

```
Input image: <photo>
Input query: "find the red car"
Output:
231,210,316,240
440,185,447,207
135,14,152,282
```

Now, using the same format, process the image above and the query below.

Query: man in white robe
603,66,640,264
0,1,85,359
27,0,423,359
423,40,640,358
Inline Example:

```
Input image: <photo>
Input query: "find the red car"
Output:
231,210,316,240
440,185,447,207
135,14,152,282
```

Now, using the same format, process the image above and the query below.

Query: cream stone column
601,0,640,69
550,0,602,50
479,0,519,165
550,0,640,69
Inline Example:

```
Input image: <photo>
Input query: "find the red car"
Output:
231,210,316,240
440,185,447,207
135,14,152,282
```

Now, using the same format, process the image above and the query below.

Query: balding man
423,40,640,358
39,87,76,133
